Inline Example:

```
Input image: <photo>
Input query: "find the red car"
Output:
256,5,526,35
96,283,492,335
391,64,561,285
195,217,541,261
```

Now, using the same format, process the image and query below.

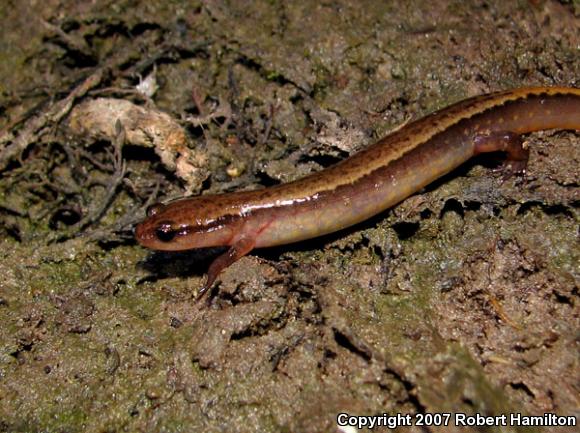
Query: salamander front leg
196,237,256,302
473,131,530,179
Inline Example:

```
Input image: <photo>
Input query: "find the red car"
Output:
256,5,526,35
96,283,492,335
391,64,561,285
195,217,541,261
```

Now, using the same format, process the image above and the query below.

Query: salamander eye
155,222,176,242
147,203,166,217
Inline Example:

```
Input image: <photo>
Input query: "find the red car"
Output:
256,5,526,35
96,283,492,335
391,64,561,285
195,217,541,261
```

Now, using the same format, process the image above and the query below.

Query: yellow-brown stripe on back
201,87,580,214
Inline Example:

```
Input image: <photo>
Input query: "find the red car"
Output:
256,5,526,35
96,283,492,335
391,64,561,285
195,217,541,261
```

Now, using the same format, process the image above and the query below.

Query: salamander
135,86,580,299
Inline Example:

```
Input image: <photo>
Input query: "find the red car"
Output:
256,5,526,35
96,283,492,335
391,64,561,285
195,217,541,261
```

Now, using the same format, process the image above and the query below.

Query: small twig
76,148,115,172
259,103,277,146
60,141,88,184
79,120,127,230
486,292,522,330
40,18,93,59
191,85,206,117
88,87,147,99
83,181,161,243
185,98,232,128
0,68,107,171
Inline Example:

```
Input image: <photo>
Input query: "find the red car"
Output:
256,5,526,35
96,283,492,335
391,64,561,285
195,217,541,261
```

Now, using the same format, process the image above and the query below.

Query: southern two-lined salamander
135,87,580,299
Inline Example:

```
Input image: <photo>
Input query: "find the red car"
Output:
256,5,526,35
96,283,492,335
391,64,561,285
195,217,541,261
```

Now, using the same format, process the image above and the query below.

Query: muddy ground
0,1,578,432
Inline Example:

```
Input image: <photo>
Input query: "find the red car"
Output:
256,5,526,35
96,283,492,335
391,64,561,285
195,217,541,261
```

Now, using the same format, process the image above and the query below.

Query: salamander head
135,199,241,251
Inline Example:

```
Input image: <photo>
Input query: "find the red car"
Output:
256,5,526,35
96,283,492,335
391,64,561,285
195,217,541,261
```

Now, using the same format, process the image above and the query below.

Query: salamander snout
135,196,243,251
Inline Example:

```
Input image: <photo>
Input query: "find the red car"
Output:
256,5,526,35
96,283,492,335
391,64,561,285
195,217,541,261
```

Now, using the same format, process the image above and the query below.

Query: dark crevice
552,290,573,306
509,381,535,399
464,200,482,211
298,151,347,168
254,171,282,187
371,243,386,261
392,221,420,240
333,328,371,362
419,208,433,220
516,202,574,218
440,198,465,219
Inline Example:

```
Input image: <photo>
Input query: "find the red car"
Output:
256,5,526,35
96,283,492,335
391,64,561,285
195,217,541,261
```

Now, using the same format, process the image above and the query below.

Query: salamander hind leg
473,131,530,179
196,237,256,303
